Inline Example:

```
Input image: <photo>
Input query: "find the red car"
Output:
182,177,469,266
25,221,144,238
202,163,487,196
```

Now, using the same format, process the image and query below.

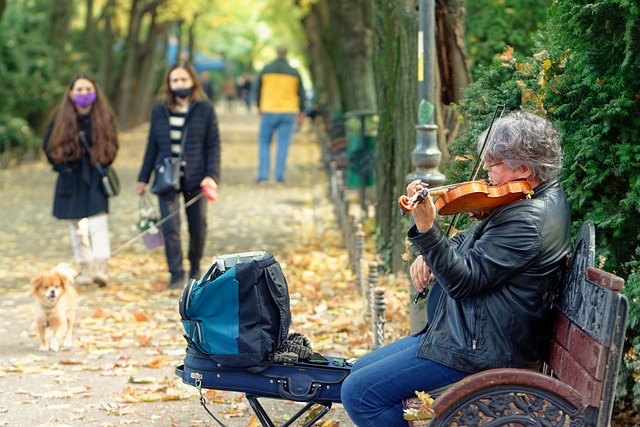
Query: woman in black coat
137,62,221,289
43,73,119,287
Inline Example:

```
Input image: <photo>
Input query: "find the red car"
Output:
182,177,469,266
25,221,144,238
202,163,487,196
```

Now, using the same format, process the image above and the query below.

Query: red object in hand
202,185,218,201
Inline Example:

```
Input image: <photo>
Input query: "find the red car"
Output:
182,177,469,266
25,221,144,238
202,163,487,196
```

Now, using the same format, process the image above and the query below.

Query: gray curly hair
479,111,563,183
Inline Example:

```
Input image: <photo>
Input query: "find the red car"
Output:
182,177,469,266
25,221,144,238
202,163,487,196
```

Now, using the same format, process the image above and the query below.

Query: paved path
0,110,358,427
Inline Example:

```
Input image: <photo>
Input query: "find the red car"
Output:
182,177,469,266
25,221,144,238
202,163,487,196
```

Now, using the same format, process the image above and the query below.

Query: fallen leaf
116,291,142,302
145,357,169,368
133,311,149,322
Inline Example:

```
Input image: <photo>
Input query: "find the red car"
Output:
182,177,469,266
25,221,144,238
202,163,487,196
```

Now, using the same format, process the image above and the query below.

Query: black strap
79,131,107,177
199,396,227,427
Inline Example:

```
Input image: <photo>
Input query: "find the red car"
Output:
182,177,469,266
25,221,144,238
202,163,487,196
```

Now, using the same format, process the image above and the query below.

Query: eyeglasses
487,161,504,168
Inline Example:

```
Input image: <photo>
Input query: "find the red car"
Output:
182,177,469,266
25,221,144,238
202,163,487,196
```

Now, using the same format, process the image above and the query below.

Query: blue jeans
341,335,468,427
257,112,296,182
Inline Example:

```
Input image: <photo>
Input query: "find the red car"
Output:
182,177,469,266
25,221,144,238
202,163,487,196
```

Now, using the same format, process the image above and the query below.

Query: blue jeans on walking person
257,112,296,183
341,335,468,427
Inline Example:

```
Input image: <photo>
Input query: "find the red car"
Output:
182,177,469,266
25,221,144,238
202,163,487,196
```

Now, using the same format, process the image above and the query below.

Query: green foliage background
450,0,640,403
465,0,551,77
0,0,72,160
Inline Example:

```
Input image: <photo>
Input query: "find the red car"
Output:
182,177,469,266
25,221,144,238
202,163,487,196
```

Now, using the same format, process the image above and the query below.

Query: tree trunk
115,0,170,129
370,0,418,273
0,0,7,21
435,0,471,166
48,0,74,67
301,0,341,119
324,0,376,112
84,0,95,53
98,0,116,96
132,20,172,126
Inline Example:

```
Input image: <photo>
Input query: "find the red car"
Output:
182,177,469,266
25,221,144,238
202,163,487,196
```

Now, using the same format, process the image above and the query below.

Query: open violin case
176,346,352,426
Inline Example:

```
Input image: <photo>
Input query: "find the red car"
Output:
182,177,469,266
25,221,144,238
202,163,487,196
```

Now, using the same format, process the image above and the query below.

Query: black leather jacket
408,179,571,373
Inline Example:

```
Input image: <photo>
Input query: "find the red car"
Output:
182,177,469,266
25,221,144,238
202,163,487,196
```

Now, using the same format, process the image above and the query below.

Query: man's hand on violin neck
407,180,436,232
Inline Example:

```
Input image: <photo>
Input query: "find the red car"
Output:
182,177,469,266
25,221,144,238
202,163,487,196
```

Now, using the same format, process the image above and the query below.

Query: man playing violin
341,111,571,426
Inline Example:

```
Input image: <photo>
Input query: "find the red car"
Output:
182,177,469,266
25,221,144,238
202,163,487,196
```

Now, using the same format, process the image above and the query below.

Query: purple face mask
73,92,97,109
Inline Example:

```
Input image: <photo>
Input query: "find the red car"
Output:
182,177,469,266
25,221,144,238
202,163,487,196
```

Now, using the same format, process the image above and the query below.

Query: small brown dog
31,265,78,352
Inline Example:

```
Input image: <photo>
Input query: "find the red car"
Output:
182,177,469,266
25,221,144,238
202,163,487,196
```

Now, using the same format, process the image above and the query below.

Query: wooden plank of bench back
547,266,627,424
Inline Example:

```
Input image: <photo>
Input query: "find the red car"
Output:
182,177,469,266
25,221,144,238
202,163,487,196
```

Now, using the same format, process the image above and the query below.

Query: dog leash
111,192,204,255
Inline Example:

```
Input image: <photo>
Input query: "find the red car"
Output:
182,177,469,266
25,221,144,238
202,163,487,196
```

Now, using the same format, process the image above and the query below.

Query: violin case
176,346,352,403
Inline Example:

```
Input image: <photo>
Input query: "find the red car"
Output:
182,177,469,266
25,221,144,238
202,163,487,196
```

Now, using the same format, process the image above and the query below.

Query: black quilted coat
137,100,221,191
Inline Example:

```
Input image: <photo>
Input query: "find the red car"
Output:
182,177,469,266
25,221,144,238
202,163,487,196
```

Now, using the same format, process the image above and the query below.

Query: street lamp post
407,0,445,187
408,0,445,333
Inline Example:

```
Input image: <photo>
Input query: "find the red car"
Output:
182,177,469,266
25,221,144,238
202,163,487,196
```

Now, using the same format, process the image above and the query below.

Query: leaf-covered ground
0,110,411,426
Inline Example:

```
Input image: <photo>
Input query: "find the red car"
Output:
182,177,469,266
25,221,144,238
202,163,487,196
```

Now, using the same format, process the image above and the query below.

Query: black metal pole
408,0,445,334
407,0,445,187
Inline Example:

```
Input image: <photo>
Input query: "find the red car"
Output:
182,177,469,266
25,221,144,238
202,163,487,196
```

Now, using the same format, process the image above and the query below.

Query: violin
398,180,534,216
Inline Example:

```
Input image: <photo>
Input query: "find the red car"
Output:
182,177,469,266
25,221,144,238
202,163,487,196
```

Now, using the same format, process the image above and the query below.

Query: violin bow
414,105,505,304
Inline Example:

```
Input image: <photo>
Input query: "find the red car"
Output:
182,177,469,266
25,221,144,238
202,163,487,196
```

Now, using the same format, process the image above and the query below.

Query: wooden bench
405,220,629,427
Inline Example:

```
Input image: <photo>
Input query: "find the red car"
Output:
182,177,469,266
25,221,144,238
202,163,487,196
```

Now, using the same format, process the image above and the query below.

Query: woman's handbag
150,157,181,195
101,166,120,197
79,131,120,197
150,124,189,195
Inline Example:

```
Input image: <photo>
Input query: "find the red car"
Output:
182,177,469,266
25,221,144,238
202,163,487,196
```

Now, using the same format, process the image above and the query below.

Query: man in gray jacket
341,111,571,427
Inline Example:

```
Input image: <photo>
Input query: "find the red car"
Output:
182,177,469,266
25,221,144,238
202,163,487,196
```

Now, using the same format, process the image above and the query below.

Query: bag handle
277,381,322,401
139,192,158,214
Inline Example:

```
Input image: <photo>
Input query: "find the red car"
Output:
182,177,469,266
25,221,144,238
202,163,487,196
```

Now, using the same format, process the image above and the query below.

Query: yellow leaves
42,385,91,399
403,391,435,421
128,376,156,384
116,291,142,302
133,311,149,322
119,378,192,403
57,358,84,365
136,333,154,347
145,357,170,368
246,414,262,427
517,80,541,106
499,45,515,66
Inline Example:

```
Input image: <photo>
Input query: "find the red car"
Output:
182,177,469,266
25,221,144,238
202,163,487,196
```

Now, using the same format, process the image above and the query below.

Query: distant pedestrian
137,62,221,290
222,76,236,112
199,71,215,102
43,73,119,287
239,72,253,112
254,44,305,185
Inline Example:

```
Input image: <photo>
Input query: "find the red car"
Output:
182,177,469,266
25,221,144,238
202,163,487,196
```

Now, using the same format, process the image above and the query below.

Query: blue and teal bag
179,252,291,372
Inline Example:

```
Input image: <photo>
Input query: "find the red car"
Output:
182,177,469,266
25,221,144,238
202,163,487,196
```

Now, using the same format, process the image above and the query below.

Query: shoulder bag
150,124,189,195
79,131,120,197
